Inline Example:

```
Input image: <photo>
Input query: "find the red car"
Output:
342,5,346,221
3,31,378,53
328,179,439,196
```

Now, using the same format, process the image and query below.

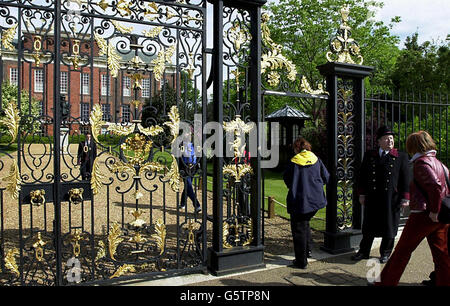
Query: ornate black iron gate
0,0,210,285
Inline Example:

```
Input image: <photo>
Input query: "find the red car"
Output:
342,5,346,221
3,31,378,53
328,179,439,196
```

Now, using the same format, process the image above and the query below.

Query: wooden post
268,196,275,219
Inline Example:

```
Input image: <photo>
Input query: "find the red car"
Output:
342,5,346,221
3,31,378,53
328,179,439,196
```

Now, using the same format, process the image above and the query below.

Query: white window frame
80,73,90,95
101,74,110,96
34,69,44,93
80,103,90,123
122,104,130,123
60,71,68,94
123,76,131,97
10,67,18,86
141,78,150,98
101,103,110,122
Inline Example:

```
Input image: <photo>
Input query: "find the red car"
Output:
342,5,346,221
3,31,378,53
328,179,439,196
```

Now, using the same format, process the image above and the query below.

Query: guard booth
265,105,310,169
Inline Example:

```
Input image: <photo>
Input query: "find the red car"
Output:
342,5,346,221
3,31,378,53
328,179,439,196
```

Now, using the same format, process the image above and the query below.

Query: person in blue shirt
179,133,201,213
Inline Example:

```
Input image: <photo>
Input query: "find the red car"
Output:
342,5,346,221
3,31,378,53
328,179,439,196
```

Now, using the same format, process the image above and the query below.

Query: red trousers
378,212,450,286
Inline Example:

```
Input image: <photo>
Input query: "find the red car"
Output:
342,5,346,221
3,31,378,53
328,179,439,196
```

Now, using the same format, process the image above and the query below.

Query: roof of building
265,104,310,120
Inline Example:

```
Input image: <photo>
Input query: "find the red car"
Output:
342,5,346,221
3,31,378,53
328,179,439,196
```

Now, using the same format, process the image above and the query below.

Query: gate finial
326,5,363,65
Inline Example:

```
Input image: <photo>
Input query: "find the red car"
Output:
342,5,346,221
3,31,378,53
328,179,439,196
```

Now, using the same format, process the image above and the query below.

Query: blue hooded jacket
283,150,330,215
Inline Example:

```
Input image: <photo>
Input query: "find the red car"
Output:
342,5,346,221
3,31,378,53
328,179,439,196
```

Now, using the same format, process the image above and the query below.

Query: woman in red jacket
376,131,450,286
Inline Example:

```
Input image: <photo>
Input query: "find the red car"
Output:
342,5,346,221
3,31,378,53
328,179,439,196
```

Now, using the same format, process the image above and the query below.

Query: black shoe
351,252,369,261
379,255,389,263
195,206,201,213
422,271,436,286
179,203,186,210
292,259,307,269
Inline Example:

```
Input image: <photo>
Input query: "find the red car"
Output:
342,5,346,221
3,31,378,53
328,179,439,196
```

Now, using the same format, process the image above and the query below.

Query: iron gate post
53,0,64,285
207,0,266,276
318,62,373,254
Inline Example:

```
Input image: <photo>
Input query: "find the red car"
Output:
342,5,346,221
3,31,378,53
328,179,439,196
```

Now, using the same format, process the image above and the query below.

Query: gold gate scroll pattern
0,103,21,200
89,104,181,196
326,5,363,65
336,83,355,230
93,219,167,279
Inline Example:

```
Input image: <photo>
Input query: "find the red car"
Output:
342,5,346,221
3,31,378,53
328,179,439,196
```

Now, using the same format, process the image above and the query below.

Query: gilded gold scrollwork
32,36,44,66
129,209,146,228
1,23,18,54
91,158,106,196
0,102,20,143
261,13,297,86
69,229,84,257
151,44,176,82
94,33,121,78
2,160,22,200
67,40,81,70
300,76,329,96
151,219,166,255
326,5,364,65
4,248,20,277
227,22,251,52
109,264,135,279
89,104,105,144
32,232,46,262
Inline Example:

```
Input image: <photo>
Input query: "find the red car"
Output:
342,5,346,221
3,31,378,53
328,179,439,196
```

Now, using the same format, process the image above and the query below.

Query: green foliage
266,0,401,96
390,33,450,93
1,82,41,136
392,109,450,164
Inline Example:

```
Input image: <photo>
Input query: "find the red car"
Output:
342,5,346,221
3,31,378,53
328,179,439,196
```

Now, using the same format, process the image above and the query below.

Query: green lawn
263,169,326,231
203,164,326,231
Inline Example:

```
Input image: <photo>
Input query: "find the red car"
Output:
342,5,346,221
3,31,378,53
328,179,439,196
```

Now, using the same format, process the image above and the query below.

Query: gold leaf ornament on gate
326,5,364,65
261,13,297,86
94,33,121,78
2,160,22,200
4,248,20,277
151,219,166,255
108,223,124,261
32,232,47,262
1,23,18,53
0,102,20,143
164,106,182,192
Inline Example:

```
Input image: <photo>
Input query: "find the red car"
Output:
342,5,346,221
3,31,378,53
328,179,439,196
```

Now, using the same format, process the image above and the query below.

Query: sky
373,0,449,46
264,0,450,48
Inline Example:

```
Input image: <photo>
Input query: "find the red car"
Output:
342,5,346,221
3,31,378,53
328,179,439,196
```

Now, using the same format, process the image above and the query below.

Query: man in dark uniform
351,126,410,263
77,132,97,180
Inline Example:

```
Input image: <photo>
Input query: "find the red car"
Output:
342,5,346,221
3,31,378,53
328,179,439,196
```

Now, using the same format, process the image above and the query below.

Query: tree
390,33,449,93
265,0,402,121
1,82,41,138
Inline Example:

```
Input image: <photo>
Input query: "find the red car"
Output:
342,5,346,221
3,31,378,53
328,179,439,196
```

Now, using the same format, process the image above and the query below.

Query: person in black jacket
352,126,410,263
284,137,330,269
77,132,97,180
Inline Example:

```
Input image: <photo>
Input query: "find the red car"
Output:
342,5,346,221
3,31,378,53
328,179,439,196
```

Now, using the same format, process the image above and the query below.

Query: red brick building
2,34,177,136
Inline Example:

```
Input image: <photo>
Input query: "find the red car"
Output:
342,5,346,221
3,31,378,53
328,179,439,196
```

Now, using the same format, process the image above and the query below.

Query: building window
80,103,90,123
101,103,110,122
80,73,90,95
34,69,44,93
60,71,68,94
121,104,130,123
123,76,131,97
101,74,110,96
39,101,44,117
10,67,18,86
141,78,150,98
